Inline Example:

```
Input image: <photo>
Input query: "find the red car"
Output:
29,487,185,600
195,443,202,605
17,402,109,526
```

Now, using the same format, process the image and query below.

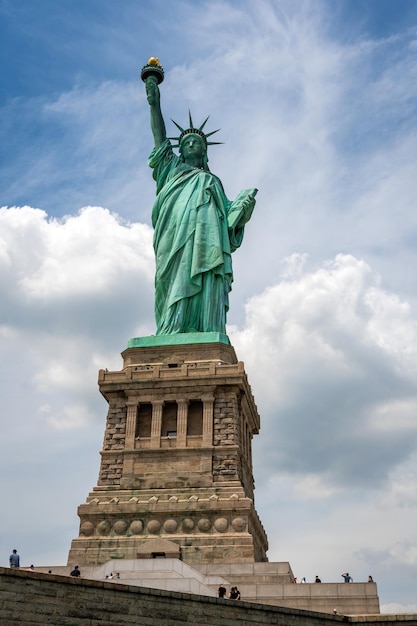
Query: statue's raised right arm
145,77,166,149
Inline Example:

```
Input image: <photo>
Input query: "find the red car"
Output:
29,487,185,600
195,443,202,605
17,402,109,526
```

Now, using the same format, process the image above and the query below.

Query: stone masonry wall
213,388,241,486
102,392,127,451
2,568,412,626
98,391,127,485
213,388,239,447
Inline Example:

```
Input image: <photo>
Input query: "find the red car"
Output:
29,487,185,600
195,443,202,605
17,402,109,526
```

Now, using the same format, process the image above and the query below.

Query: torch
141,57,164,84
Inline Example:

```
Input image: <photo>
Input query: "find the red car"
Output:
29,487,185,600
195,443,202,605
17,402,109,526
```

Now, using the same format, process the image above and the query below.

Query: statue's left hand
242,195,256,221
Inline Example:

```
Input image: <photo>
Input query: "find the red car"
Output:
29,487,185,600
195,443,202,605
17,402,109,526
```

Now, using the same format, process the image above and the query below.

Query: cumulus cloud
39,402,95,430
0,206,155,448
231,254,417,490
0,205,154,332
378,472,417,509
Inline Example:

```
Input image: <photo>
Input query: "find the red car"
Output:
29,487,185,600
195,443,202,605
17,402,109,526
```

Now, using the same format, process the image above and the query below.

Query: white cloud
0,206,155,338
0,206,155,449
275,473,339,500
39,402,94,430
230,254,417,490
377,470,417,509
1,205,153,299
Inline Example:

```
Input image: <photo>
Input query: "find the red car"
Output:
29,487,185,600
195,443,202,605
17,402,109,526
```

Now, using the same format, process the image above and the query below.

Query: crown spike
199,115,210,131
205,128,221,138
188,110,194,129
170,119,185,133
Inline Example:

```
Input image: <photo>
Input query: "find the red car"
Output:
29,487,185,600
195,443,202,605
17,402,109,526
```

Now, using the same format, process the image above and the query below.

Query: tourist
368,575,374,583
218,584,227,598
70,565,81,577
229,586,241,600
315,575,322,583
341,572,352,583
25,564,35,572
301,577,307,583
9,549,20,568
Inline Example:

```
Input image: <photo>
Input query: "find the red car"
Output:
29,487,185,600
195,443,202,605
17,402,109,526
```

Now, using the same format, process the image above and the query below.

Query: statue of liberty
142,58,257,336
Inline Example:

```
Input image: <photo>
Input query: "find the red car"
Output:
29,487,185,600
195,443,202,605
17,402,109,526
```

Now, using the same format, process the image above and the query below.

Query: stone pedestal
68,337,268,566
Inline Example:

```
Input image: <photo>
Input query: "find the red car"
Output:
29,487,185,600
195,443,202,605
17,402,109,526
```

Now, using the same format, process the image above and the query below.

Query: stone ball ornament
129,520,144,535
147,519,161,534
197,518,211,532
181,518,195,531
97,520,111,535
80,521,94,537
231,517,247,532
163,519,178,533
214,517,229,533
113,520,128,535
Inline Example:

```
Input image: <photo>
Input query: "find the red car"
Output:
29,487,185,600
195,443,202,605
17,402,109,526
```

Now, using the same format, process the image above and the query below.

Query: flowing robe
149,139,246,335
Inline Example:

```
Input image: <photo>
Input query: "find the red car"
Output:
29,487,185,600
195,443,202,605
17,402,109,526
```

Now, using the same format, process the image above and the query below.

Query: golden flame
147,57,161,67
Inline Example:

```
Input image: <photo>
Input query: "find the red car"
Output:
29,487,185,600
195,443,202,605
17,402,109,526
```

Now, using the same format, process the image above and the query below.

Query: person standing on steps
9,549,20,568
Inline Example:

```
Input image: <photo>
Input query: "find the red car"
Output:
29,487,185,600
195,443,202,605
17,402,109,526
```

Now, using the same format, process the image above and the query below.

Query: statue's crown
169,112,222,149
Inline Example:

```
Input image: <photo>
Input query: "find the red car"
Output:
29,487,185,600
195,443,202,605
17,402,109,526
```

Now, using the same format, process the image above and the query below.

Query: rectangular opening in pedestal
137,403,152,438
187,400,203,436
162,402,178,436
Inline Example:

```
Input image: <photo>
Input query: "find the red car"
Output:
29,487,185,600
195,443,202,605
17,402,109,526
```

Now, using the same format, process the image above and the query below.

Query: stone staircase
78,558,225,597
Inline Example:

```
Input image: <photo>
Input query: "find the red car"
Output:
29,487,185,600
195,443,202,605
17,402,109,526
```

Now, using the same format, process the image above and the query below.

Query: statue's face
180,134,206,165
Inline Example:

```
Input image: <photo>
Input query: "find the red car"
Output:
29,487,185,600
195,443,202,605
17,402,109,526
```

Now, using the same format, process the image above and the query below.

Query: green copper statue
142,58,257,336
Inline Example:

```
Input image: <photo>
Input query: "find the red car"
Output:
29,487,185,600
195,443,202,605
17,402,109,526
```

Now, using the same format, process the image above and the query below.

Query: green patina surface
127,332,230,348
143,62,256,337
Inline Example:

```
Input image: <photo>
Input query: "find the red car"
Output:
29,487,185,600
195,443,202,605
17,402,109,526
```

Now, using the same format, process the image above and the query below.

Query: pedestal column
176,399,188,447
202,395,214,446
150,400,163,448
125,396,139,450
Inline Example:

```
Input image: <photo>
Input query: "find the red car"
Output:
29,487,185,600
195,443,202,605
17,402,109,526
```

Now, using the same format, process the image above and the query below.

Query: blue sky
1,0,417,613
